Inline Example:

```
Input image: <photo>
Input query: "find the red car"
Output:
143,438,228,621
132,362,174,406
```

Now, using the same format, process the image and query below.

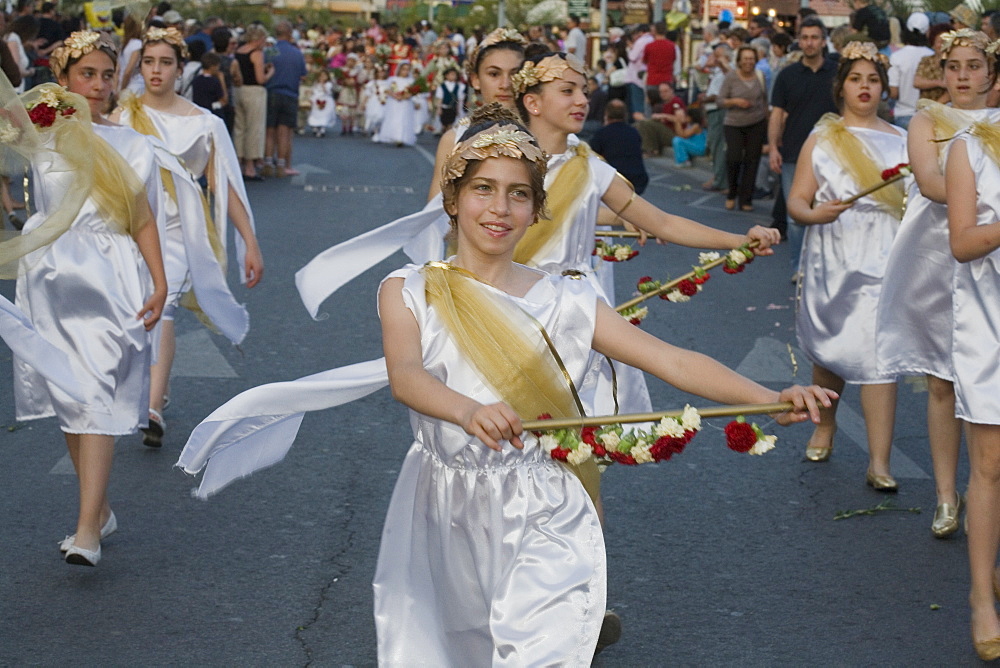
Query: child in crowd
308,69,336,137
434,67,464,134
191,51,227,121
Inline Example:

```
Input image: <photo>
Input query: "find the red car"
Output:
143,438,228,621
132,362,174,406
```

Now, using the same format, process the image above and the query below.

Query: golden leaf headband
51,31,117,79
464,27,527,79
839,41,889,68
443,124,547,185
143,26,190,60
940,29,994,59
511,54,587,95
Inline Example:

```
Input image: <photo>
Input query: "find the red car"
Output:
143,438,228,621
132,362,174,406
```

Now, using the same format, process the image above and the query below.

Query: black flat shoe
141,410,165,448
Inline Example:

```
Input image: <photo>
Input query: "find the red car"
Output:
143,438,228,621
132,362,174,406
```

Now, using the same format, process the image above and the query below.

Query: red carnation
725,420,756,453
628,250,639,259
29,104,57,128
550,447,570,461
608,450,638,465
61,106,76,116
629,318,642,326
603,254,615,261
677,279,698,297
638,276,653,285
532,413,552,437
582,428,607,456
693,273,710,285
592,248,597,256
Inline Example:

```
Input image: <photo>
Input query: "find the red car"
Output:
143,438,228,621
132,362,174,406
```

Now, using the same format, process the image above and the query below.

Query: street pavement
0,130,982,666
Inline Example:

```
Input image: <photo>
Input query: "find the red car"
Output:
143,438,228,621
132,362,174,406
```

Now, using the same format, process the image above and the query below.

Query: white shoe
65,542,100,567
59,511,117,553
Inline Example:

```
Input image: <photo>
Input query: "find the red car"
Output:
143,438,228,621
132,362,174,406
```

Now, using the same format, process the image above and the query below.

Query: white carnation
598,432,620,450
567,442,593,465
727,249,747,266
699,251,721,264
748,434,777,455
665,289,690,303
539,434,560,453
654,417,686,439
0,123,18,143
680,405,701,431
631,441,654,464
613,246,632,261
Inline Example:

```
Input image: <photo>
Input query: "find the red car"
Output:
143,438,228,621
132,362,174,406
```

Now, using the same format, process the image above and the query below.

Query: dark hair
523,42,549,59
201,51,221,69
798,15,827,38
901,26,928,47
736,44,759,63
772,32,793,50
211,26,233,52
514,51,583,121
832,50,889,108
9,15,39,41
605,98,627,120
41,2,56,13
471,37,527,80
188,39,207,62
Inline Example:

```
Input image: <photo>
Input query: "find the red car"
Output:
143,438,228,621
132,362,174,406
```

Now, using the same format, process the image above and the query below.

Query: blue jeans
673,131,707,164
782,161,805,273
626,83,646,118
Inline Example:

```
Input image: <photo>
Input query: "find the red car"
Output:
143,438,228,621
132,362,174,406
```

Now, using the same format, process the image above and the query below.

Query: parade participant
0,33,168,566
176,111,837,662
335,52,362,136
361,64,388,136
878,29,1000,536
945,80,1000,663
112,26,264,446
307,68,335,137
373,60,416,146
294,29,529,318
785,41,905,489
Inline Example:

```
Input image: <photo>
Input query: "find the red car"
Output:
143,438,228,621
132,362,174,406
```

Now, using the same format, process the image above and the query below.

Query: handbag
609,58,627,88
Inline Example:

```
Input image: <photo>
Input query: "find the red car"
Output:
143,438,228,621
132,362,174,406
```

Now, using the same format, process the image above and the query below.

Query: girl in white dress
111,26,264,446
361,66,388,136
786,42,906,490
177,114,836,663
307,69,335,136
945,76,1000,663
0,34,168,566
877,30,1000,536
373,61,416,146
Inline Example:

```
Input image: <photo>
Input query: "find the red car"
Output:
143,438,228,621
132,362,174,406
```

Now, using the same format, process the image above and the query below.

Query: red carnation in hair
725,420,756,453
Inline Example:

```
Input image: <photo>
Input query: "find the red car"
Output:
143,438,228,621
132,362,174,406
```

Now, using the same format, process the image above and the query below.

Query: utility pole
498,0,507,27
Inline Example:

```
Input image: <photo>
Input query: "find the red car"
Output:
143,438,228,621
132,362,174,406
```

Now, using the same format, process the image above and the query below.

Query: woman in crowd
719,45,769,212
786,42,905,490
113,26,264,446
232,25,272,180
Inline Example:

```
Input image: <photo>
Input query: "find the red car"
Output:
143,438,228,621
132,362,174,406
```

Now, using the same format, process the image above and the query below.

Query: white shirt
888,45,934,118
566,26,587,58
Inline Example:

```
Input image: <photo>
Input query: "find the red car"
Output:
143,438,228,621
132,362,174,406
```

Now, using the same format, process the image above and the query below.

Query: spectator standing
768,16,838,278
589,99,649,194
264,21,307,177
419,21,437,53
644,20,677,99
702,42,730,191
234,25,272,179
119,14,145,95
212,26,237,133
888,14,933,129
33,1,63,83
5,15,37,93
565,15,587,60
192,51,227,121
626,24,654,120
913,23,951,102
185,16,222,54
850,0,891,47
720,45,769,211
605,40,629,106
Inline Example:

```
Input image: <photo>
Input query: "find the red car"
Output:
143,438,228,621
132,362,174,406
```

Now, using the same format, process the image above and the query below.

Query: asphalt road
0,129,981,666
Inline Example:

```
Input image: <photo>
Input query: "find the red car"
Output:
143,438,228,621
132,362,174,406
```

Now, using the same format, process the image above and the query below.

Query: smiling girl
877,29,1000,538
112,27,263,445
786,41,906,489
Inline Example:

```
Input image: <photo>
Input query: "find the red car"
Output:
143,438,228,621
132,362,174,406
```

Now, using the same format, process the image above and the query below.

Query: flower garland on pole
841,163,911,205
526,401,789,467
615,241,759,325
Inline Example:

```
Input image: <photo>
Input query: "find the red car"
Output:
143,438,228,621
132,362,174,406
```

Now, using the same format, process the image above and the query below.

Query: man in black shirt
590,100,649,195
851,0,890,45
768,16,838,278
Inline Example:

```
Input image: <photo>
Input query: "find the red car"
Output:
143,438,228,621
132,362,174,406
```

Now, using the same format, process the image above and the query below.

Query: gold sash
969,120,1000,170
512,142,592,266
814,113,905,219
422,261,601,503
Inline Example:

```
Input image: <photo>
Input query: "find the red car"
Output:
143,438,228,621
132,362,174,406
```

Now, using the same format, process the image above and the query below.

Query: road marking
735,336,929,479
289,163,331,186
688,194,714,207
302,184,415,194
172,330,238,378
413,143,436,166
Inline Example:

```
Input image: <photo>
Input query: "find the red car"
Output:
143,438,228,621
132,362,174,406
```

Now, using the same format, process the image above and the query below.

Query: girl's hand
244,243,264,288
137,287,167,331
461,401,524,451
745,225,781,255
623,220,648,245
812,199,853,224
773,385,838,425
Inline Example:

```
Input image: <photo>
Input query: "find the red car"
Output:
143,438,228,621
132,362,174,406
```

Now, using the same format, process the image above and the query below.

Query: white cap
906,12,930,35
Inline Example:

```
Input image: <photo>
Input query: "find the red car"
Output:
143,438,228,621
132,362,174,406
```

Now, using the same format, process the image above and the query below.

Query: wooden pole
521,402,794,431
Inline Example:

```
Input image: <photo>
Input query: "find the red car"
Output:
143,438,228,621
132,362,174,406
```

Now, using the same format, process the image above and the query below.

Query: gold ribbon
512,142,592,266
422,261,601,504
969,119,1000,169
814,113,905,219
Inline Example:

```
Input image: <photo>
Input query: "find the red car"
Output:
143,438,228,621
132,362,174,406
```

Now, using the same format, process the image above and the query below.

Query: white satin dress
373,265,605,666
796,125,907,383
373,76,416,146
951,135,1000,425
13,125,156,434
877,107,1000,381
117,103,253,343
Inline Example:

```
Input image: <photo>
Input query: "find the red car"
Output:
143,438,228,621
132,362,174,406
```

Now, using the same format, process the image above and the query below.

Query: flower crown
464,27,527,79
51,31,117,79
940,29,994,59
443,124,547,184
511,54,587,96
839,41,889,69
143,26,190,60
